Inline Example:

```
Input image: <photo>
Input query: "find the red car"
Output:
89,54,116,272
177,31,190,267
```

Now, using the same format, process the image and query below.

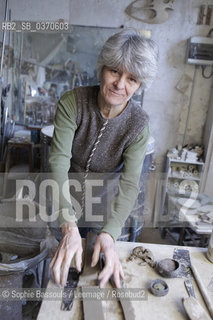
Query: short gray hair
97,28,159,92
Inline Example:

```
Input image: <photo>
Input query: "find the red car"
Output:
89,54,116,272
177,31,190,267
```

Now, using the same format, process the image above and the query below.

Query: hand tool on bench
184,279,196,298
190,264,213,319
173,248,212,319
183,296,212,320
61,267,80,311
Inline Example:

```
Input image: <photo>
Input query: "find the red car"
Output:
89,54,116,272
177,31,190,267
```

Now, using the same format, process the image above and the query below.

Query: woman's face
99,67,141,108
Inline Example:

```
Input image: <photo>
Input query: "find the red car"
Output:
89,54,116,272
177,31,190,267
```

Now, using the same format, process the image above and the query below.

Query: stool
3,137,34,197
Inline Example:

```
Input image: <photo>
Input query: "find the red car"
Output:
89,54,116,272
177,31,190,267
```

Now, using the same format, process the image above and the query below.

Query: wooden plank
81,233,104,320
82,286,104,320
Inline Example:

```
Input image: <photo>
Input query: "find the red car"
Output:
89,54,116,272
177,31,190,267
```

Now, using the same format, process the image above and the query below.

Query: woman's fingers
51,245,82,286
112,263,121,288
50,225,82,287
51,248,65,286
99,273,110,288
60,254,74,286
98,261,122,288
98,254,113,279
91,242,101,267
49,249,58,269
98,262,113,282
119,264,125,280
94,233,124,288
75,246,83,272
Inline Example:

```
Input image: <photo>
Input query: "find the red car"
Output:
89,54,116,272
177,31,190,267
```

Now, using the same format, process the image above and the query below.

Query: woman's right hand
50,221,83,287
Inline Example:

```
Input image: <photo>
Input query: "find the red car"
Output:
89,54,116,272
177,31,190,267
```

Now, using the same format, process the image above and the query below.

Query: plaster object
198,205,213,213
125,0,175,24
179,180,199,195
156,258,181,278
128,246,155,267
177,198,201,209
150,279,169,296
175,74,193,94
207,229,213,263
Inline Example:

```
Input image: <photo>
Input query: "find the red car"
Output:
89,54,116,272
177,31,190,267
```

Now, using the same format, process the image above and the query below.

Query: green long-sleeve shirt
49,87,149,240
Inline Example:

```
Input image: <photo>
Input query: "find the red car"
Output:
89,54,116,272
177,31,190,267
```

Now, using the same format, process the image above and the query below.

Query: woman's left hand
91,232,124,288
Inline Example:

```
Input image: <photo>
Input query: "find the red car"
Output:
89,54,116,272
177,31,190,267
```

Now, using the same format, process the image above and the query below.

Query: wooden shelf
167,157,204,166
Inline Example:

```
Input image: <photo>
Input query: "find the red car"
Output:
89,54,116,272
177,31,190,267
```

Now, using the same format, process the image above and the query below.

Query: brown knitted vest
70,86,149,173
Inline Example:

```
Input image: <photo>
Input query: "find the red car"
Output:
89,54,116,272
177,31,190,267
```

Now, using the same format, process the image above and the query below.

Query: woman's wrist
98,231,115,243
61,221,78,235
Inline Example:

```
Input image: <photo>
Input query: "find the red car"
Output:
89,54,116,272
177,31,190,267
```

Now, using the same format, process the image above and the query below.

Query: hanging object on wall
175,74,192,94
125,0,175,24
186,36,213,66
197,5,213,25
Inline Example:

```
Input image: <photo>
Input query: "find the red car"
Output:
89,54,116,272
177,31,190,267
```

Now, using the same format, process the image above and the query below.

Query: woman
49,28,158,288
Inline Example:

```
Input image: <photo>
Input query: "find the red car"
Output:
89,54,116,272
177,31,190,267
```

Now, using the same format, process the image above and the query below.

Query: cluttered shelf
168,175,200,181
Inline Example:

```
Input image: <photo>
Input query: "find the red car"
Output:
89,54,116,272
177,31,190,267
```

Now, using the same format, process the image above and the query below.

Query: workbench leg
199,234,208,247
2,145,12,198
42,258,51,288
29,144,33,172
178,227,185,245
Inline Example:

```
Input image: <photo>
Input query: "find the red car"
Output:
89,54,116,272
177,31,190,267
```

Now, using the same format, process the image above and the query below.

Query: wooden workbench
37,242,213,320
